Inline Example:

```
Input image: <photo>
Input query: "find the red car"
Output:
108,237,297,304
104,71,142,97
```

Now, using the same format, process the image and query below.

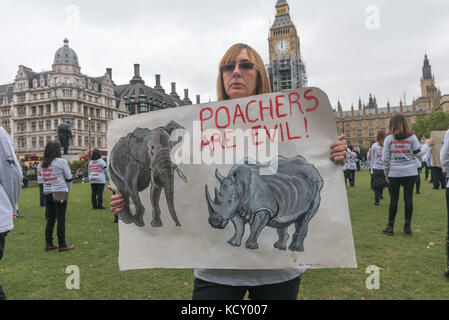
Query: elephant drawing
109,120,187,227
205,156,323,252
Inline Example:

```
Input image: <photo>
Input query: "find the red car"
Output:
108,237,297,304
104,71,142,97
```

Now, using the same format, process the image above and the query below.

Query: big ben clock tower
268,0,307,91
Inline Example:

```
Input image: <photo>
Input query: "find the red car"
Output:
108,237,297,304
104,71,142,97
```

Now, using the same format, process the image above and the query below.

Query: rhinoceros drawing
109,121,187,227
205,156,323,252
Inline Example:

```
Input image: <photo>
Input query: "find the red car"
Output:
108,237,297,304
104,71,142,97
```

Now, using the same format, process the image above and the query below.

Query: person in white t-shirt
345,146,357,187
370,131,388,206
41,141,75,252
0,126,22,300
382,114,422,236
88,149,109,210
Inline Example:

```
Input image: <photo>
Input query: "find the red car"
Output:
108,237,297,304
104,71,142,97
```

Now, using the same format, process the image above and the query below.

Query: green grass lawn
1,170,448,300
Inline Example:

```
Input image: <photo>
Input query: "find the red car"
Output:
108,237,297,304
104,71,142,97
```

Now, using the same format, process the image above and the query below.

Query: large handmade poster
107,87,357,270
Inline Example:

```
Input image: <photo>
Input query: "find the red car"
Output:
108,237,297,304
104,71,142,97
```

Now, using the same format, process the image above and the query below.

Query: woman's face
222,49,258,100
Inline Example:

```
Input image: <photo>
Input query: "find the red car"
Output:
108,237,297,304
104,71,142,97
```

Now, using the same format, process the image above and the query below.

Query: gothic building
115,64,193,115
335,54,445,149
0,39,196,160
268,0,307,92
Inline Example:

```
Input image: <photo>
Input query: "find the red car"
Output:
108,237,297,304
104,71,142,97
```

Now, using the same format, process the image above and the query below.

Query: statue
58,121,73,155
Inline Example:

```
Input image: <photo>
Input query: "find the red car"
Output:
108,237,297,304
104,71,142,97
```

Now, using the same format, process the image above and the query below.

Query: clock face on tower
275,39,289,55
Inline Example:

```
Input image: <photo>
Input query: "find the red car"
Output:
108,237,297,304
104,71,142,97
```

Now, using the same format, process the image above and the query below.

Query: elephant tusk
173,165,188,183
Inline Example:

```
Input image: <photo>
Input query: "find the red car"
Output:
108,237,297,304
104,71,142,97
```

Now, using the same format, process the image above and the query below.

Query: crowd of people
344,114,449,276
0,126,110,299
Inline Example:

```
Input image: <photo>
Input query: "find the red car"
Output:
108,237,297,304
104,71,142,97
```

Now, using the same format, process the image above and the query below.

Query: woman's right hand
108,185,124,216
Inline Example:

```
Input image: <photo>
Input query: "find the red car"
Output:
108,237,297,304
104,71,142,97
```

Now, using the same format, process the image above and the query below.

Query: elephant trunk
154,151,181,227
151,150,181,227
162,168,181,227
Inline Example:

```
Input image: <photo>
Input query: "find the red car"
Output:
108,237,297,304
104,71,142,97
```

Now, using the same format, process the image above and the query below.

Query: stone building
335,54,445,149
115,64,193,115
267,0,307,91
0,39,196,160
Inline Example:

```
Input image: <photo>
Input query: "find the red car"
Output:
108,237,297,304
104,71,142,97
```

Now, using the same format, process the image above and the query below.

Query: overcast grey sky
0,0,448,110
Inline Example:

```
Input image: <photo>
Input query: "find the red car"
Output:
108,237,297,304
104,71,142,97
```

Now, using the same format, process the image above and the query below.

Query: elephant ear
163,120,184,135
164,121,185,148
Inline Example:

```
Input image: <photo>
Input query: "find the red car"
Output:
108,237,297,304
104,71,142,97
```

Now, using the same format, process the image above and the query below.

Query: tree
69,160,87,175
412,110,449,140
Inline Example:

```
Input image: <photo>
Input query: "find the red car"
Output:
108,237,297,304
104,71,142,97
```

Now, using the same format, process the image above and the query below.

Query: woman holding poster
110,43,347,299
382,114,422,236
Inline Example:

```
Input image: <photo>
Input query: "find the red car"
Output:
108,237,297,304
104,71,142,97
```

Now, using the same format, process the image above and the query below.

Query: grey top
383,134,421,177
88,159,108,184
370,142,384,170
42,158,73,194
194,268,306,286
0,126,22,234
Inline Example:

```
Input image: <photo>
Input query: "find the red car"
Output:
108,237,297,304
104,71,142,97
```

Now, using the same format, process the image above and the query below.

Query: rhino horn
215,168,225,183
214,188,221,203
205,186,222,217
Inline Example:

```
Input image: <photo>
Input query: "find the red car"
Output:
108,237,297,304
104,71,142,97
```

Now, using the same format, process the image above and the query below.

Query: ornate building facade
268,0,307,91
0,39,195,160
335,55,445,149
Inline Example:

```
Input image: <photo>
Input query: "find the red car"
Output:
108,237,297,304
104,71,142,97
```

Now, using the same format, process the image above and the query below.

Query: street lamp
88,116,92,157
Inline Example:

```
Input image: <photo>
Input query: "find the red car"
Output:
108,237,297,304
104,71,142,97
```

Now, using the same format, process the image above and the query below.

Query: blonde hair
217,43,271,101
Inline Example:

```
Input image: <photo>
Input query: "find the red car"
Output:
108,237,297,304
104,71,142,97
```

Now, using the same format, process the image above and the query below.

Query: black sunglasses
221,62,255,73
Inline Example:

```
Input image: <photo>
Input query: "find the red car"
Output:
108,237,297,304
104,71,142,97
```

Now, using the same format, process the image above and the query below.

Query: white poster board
431,131,446,168
107,87,357,270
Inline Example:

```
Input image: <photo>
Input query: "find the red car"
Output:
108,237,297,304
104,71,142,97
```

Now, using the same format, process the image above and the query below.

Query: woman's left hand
330,134,347,165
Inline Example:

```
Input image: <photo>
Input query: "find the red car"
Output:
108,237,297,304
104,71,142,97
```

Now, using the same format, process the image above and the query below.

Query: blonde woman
110,43,347,299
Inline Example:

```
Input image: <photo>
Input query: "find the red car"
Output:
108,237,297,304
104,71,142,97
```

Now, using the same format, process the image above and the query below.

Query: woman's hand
385,176,390,184
108,185,124,216
330,134,347,165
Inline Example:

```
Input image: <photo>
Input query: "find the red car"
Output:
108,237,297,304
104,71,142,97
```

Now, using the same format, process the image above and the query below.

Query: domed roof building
54,39,79,66
0,38,200,160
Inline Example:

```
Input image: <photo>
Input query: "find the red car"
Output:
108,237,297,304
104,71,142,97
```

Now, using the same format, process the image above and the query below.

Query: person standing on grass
346,146,356,187
88,149,109,210
426,139,445,189
439,129,449,278
367,144,374,191
420,141,430,182
0,125,22,300
370,131,388,206
382,114,422,236
109,43,347,300
415,155,422,194
37,162,45,208
42,141,75,252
